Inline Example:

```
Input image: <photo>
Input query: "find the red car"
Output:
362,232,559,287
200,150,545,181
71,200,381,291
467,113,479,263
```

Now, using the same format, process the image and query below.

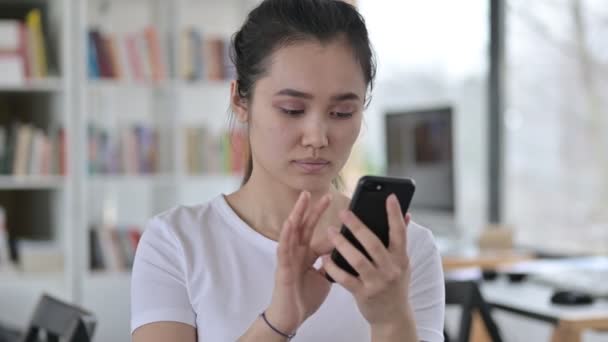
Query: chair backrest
445,280,503,342
20,294,96,342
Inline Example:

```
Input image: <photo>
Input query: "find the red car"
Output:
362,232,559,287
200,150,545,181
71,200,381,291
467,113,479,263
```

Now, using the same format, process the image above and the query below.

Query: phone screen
327,175,415,282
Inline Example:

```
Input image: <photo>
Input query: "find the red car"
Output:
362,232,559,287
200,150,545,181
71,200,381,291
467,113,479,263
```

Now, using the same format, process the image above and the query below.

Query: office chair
20,294,96,342
445,280,503,342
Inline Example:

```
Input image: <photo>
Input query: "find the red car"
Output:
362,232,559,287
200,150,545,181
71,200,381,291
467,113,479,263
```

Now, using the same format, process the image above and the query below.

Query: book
117,229,135,268
58,127,67,175
204,38,225,81
125,34,143,82
0,20,28,83
97,227,122,271
25,9,48,78
28,128,45,175
87,30,100,79
89,29,112,78
0,206,11,267
1,123,17,174
179,29,193,80
12,123,33,175
127,229,141,253
89,225,142,271
106,34,122,79
0,126,5,173
89,229,105,270
190,29,204,80
144,26,165,82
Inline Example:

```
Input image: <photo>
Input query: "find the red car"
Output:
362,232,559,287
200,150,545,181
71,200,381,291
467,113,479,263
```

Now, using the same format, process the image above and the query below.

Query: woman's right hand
264,191,333,334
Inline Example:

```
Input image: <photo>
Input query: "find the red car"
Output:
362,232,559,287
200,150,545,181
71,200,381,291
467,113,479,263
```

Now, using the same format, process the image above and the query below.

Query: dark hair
230,0,376,186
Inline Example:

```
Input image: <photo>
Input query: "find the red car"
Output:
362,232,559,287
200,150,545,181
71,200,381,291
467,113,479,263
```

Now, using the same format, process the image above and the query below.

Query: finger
289,191,310,243
321,254,362,293
302,194,332,245
289,191,310,229
386,194,407,257
339,210,393,271
328,225,378,282
277,219,293,268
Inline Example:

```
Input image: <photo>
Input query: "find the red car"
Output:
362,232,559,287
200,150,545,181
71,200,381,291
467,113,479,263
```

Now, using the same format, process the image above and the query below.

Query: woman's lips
293,159,330,173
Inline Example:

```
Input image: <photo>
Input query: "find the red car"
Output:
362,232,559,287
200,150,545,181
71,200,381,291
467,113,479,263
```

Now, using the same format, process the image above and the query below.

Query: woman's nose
301,115,329,149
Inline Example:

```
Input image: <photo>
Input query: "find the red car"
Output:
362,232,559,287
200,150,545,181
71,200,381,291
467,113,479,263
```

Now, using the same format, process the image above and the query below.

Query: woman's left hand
322,193,413,328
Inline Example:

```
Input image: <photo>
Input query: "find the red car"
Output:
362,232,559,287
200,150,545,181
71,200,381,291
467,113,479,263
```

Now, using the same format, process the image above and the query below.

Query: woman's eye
281,108,305,116
331,111,354,118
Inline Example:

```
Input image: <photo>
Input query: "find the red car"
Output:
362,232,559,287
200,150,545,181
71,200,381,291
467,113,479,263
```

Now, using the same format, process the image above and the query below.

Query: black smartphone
326,175,415,282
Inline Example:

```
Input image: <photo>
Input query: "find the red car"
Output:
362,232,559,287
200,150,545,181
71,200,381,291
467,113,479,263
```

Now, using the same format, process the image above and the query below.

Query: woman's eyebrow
274,88,360,101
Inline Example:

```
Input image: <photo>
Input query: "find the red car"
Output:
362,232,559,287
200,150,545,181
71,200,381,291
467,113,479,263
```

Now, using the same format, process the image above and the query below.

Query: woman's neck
225,170,349,241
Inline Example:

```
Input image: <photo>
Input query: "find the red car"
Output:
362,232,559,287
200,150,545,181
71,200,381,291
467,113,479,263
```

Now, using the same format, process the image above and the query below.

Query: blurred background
0,0,606,341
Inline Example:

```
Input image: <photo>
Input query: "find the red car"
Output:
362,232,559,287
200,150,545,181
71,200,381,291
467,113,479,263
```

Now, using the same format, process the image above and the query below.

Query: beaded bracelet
260,311,297,340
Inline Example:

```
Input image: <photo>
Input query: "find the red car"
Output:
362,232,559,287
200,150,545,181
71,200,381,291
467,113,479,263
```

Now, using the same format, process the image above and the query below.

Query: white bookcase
0,0,255,341
0,0,75,331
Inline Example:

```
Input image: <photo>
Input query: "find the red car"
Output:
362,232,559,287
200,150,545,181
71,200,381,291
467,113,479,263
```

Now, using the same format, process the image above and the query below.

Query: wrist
370,311,417,342
264,305,299,336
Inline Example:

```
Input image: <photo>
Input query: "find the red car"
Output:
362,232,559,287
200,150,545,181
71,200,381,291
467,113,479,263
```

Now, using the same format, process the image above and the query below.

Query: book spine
25,9,48,78
87,30,100,79
144,26,165,82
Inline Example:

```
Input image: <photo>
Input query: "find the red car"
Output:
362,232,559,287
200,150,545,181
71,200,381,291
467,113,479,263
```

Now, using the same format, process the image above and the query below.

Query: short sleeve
407,226,446,342
130,216,196,333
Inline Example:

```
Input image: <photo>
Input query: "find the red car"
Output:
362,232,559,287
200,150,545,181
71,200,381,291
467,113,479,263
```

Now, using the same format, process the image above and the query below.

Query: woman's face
236,37,367,192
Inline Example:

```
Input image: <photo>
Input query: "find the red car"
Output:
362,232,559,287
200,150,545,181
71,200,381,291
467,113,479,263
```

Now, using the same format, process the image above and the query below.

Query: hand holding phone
326,175,415,282
322,175,419,330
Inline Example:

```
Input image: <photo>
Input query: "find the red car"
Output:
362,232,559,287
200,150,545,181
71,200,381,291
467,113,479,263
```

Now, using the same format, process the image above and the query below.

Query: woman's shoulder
142,195,227,242
406,220,439,257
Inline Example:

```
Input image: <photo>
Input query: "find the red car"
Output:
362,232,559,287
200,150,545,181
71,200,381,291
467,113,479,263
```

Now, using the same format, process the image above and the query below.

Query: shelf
88,174,175,186
86,270,131,281
0,78,63,93
0,270,64,288
175,79,232,90
86,79,233,92
0,175,66,190
87,79,172,91
181,173,242,183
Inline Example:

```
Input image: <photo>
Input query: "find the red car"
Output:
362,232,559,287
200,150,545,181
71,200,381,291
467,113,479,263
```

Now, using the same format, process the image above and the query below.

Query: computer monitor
385,106,455,214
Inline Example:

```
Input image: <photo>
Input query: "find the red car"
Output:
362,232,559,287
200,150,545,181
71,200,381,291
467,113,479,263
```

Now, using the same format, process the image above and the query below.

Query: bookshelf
0,0,75,334
0,175,65,190
0,0,255,340
0,77,63,92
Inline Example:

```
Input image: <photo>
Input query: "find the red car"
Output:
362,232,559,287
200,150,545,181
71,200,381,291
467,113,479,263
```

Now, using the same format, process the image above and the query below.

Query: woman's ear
230,80,249,123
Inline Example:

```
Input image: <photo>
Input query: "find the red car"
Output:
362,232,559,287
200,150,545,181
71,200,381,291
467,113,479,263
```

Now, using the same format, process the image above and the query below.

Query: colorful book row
184,126,246,175
89,225,142,271
0,123,66,176
0,9,49,83
88,123,159,175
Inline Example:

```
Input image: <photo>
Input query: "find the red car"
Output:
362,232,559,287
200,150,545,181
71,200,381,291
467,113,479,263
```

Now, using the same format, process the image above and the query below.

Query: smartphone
326,175,415,282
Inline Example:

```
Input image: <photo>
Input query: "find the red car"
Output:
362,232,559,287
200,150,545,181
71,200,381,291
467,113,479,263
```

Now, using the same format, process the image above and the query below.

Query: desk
442,249,535,342
482,279,608,342
443,253,608,342
442,249,533,271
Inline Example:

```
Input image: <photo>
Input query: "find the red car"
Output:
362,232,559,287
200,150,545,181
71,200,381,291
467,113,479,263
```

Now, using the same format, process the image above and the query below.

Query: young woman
131,0,445,341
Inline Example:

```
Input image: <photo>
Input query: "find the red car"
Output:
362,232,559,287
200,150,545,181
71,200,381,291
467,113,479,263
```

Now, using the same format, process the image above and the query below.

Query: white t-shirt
131,195,445,341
